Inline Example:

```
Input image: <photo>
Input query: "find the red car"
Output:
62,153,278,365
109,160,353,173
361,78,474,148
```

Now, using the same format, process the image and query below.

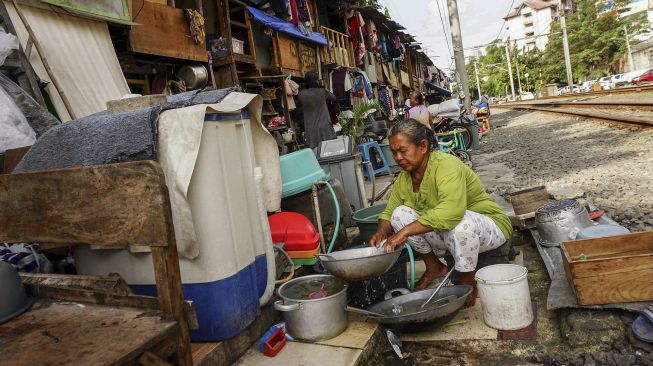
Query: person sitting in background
369,119,512,307
407,91,432,129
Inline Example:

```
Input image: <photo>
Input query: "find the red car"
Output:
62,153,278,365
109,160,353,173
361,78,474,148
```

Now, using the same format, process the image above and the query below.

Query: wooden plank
2,145,30,174
244,12,260,76
509,186,551,216
20,272,133,295
0,299,177,366
277,34,301,72
0,161,172,247
20,282,203,331
570,267,653,305
152,240,192,365
229,19,248,29
139,351,173,366
562,231,653,258
129,2,207,62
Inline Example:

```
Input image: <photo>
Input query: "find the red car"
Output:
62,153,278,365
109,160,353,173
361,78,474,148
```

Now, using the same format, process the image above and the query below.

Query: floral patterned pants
390,205,506,272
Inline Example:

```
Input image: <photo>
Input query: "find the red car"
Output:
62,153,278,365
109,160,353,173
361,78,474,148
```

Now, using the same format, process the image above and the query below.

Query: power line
435,0,453,60
495,0,518,41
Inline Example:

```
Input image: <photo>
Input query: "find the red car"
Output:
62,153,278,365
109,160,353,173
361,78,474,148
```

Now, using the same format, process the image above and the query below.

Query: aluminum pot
177,65,208,90
535,200,592,246
0,261,34,324
274,274,348,341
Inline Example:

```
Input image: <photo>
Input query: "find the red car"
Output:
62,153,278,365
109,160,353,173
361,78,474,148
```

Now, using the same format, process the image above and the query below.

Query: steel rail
496,105,653,127
498,101,653,110
503,84,653,103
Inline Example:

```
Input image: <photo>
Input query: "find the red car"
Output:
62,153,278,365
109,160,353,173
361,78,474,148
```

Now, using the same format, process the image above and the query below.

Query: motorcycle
428,98,479,150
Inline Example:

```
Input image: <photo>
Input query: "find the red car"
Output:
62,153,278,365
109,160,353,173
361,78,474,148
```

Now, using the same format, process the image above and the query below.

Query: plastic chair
357,141,392,180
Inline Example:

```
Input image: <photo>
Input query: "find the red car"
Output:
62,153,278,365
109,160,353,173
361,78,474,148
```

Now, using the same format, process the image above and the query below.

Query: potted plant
337,101,383,144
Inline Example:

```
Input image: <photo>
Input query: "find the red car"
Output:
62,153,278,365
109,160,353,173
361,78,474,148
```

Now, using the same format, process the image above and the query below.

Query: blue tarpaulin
247,6,327,46
426,82,452,97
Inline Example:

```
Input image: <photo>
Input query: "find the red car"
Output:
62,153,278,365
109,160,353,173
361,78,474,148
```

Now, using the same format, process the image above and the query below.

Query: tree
466,0,648,96
541,0,648,83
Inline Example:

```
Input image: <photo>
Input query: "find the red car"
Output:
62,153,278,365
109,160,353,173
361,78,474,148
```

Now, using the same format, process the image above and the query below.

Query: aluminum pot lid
535,200,585,223
278,274,347,302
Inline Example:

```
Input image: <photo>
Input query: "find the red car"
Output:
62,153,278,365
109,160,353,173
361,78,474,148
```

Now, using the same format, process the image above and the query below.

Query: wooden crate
561,231,653,305
508,186,552,229
510,186,551,216
129,1,207,62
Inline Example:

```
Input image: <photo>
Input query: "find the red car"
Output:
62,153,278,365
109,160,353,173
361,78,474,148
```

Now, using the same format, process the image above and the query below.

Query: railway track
495,92,653,128
506,84,653,102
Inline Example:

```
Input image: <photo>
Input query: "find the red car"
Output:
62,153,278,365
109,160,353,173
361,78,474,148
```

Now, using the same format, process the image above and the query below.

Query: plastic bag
0,27,19,66
0,73,60,138
0,85,36,153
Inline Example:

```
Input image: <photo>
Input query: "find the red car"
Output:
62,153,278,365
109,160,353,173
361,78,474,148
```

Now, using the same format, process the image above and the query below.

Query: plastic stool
357,142,392,180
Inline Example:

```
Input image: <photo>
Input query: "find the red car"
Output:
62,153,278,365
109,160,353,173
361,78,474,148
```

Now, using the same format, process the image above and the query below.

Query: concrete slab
398,299,498,342
233,341,362,366
316,321,378,350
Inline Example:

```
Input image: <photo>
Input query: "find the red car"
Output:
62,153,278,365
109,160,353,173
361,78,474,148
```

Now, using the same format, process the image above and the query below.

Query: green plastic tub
352,204,387,243
280,149,330,198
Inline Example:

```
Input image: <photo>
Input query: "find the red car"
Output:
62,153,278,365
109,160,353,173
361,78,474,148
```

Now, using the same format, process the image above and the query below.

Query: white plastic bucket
475,264,533,330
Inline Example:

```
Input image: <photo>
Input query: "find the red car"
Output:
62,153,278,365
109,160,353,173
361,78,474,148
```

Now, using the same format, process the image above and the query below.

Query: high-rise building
503,0,558,52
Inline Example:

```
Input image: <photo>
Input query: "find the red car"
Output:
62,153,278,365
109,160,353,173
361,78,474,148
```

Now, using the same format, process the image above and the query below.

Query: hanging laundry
377,87,391,115
356,70,374,100
295,0,312,35
364,52,377,84
285,79,299,111
379,32,388,61
350,74,365,98
289,0,298,25
346,11,366,64
329,68,353,102
366,19,379,52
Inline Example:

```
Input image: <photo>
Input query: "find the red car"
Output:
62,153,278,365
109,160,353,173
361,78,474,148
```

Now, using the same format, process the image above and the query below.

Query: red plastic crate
268,212,320,251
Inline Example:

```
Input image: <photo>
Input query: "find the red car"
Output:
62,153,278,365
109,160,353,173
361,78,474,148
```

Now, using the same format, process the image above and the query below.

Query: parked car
633,68,653,85
580,80,597,92
599,76,612,90
558,85,581,94
610,73,627,89
520,92,535,100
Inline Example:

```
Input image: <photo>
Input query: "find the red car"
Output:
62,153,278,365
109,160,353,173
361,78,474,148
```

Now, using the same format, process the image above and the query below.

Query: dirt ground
400,107,653,366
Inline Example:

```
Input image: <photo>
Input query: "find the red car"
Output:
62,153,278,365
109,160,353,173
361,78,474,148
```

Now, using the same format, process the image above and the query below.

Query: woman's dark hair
387,118,437,150
412,91,424,105
304,72,320,89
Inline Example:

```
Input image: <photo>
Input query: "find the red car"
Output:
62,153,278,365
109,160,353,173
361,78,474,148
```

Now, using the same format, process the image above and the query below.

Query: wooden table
0,299,178,366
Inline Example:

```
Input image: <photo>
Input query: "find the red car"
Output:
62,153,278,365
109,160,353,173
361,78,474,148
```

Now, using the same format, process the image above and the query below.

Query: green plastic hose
405,243,415,291
324,181,340,254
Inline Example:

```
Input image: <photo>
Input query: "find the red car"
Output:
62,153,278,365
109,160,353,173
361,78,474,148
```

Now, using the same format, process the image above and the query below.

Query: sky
377,0,515,71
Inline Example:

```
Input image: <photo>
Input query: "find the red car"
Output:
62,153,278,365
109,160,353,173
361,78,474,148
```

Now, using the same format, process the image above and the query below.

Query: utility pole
447,0,471,110
515,57,523,96
559,0,573,87
504,42,516,100
624,26,634,71
473,59,481,100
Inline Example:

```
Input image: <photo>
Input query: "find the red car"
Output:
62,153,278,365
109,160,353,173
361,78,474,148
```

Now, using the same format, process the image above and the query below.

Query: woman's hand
384,230,408,252
369,231,388,247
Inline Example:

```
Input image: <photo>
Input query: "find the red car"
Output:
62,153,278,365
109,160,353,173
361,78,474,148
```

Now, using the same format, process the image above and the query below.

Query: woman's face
389,133,429,173
409,95,418,107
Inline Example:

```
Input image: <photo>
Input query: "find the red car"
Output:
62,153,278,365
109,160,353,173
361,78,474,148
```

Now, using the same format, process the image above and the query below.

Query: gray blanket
15,87,237,173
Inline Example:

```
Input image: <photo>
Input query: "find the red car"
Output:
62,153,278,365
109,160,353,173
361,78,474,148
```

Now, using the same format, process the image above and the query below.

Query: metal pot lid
535,200,585,223
278,274,347,302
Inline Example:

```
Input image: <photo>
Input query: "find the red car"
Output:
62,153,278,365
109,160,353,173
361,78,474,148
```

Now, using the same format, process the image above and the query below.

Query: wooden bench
0,161,192,366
